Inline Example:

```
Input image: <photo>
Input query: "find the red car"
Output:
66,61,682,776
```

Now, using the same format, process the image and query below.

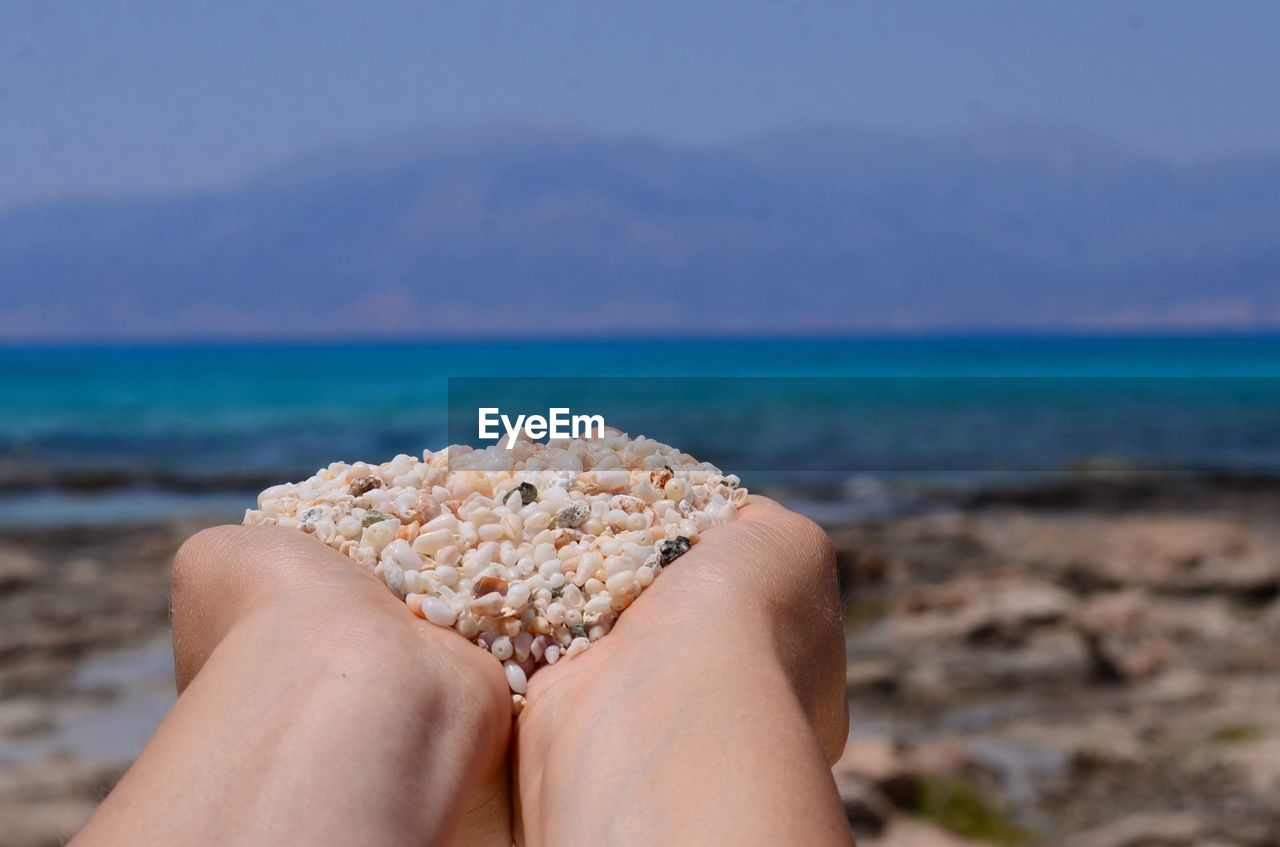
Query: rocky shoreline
831,473,1280,847
2,474,1279,845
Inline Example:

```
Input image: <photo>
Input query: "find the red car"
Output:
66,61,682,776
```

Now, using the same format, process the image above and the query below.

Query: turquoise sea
3,336,1280,524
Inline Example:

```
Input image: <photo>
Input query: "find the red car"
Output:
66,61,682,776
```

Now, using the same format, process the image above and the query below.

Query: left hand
74,524,513,847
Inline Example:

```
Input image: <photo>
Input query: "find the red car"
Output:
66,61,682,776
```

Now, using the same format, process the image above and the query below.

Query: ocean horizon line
6,328,1280,352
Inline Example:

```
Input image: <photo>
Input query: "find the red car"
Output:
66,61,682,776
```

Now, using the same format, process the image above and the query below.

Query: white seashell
514,631,533,662
584,594,614,616
605,571,638,596
604,556,634,578
470,592,506,617
505,582,532,611
361,519,399,554
504,660,528,694
413,528,452,556
421,596,458,627
492,636,514,661
381,562,406,598
388,540,422,571
530,635,548,662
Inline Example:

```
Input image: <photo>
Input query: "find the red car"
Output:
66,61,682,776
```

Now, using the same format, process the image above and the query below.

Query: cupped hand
76,500,851,847
514,496,852,846
76,524,513,847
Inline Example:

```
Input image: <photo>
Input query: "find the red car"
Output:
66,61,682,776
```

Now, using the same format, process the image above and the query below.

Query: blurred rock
1056,813,1208,847
846,657,899,696
0,545,38,591
834,737,917,807
1138,668,1211,704
1004,716,1143,771
892,575,1075,645
835,772,896,836
1073,592,1173,682
0,756,125,847
1220,736,1280,795
1,799,100,847
977,515,1280,601
859,818,986,847
0,698,56,737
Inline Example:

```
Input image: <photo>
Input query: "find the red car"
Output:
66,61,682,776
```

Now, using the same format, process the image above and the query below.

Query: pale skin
71,496,852,847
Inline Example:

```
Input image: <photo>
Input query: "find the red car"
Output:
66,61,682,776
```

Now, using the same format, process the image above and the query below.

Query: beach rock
1073,592,1173,682
1263,598,1280,631
832,540,908,586
858,818,987,847
892,575,1074,645
0,698,56,737
1,798,101,847
986,628,1093,684
978,514,1280,600
834,736,917,806
1003,716,1143,771
0,545,38,591
834,772,896,835
1219,736,1280,795
903,739,986,786
846,657,899,696
1138,668,1211,704
1058,812,1208,847
0,756,126,847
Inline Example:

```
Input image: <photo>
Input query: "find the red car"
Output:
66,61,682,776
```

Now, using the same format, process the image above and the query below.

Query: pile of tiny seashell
243,432,747,714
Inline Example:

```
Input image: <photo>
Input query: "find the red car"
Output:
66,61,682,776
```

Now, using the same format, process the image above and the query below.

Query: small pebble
475,575,509,596
515,481,539,506
349,475,383,496
658,536,691,565
555,502,590,529
362,509,393,527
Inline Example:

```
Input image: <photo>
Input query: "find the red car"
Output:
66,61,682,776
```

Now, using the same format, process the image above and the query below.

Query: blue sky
3,1,1279,208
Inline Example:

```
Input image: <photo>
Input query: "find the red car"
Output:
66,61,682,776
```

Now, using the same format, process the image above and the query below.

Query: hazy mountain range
3,122,1279,340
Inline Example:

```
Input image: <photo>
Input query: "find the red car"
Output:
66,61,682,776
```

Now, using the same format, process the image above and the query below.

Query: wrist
516,627,839,847
82,598,509,847
237,594,509,721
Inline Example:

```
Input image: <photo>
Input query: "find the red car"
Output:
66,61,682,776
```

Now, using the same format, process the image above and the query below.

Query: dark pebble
658,536,692,565
349,476,383,496
362,509,393,527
